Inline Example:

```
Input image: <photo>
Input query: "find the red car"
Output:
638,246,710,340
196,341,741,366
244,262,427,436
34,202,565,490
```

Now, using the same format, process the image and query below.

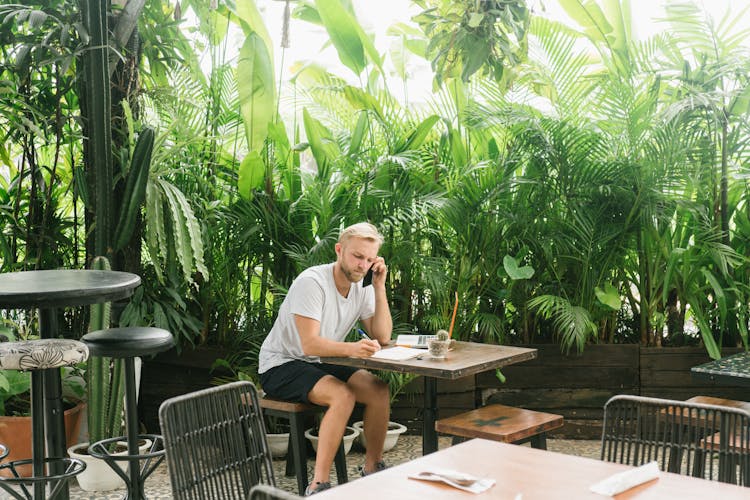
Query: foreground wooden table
322,342,537,454
315,439,750,499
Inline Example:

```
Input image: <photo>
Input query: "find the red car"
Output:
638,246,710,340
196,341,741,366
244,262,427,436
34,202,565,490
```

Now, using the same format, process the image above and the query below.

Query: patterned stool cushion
0,339,88,370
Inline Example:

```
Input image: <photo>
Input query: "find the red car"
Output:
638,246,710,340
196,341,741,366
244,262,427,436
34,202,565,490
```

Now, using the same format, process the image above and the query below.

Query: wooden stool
260,397,348,495
435,404,564,450
686,396,750,412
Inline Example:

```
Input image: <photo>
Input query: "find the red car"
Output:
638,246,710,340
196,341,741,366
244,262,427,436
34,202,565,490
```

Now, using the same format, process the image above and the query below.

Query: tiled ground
0,437,601,499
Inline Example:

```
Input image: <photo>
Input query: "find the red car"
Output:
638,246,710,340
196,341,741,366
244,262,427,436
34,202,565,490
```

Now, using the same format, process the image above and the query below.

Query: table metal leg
30,370,45,499
422,377,438,455
39,308,69,500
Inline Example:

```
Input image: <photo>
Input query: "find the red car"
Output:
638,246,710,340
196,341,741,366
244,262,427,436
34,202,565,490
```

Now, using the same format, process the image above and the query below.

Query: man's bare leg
347,370,390,473
307,375,356,486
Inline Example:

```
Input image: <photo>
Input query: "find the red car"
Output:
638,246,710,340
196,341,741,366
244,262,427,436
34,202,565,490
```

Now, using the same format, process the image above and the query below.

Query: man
258,222,392,496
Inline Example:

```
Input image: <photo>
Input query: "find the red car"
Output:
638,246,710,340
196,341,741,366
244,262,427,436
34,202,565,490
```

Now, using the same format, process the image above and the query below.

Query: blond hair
339,222,383,246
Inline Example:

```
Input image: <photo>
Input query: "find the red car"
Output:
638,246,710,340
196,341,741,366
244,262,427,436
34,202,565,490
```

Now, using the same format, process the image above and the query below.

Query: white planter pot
67,439,152,492
352,420,407,452
266,432,290,458
304,426,359,455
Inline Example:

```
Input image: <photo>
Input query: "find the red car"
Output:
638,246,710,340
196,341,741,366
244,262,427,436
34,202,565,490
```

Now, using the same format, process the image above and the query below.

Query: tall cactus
87,256,125,448
80,0,113,259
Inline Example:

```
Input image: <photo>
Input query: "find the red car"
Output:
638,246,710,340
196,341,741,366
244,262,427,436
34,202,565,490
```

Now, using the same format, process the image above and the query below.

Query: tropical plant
413,0,530,86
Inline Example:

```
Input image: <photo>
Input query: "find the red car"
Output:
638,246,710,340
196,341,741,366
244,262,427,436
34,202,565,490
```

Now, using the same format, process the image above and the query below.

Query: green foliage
113,127,155,251
1,0,749,364
413,0,529,85
237,31,276,155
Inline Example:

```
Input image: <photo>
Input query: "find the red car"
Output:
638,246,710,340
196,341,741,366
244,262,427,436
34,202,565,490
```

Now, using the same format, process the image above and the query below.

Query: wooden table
315,438,750,499
0,269,141,499
322,341,537,454
691,351,750,387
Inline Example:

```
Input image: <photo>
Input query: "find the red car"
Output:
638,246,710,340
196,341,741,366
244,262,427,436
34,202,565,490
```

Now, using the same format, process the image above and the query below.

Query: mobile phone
362,265,374,287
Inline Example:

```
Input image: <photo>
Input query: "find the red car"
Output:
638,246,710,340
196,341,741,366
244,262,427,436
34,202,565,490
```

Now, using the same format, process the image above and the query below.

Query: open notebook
396,334,437,348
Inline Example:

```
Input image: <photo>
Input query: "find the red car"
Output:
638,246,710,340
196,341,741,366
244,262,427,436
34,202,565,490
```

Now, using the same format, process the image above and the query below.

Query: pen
356,328,372,341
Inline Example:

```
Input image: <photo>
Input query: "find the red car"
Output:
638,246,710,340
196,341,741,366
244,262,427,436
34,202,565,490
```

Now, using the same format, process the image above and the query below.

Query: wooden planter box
139,345,231,433
393,344,746,439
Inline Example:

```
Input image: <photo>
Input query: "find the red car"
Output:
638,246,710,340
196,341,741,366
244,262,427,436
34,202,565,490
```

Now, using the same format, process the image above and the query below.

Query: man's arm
296,315,380,358
360,256,392,345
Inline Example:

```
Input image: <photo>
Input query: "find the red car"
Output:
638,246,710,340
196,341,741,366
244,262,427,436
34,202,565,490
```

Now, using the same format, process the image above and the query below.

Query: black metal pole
39,307,69,500
422,377,438,455
124,357,144,499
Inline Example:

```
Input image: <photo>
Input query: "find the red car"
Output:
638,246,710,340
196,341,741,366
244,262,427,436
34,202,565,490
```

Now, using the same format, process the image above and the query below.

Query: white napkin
590,461,660,496
409,468,495,494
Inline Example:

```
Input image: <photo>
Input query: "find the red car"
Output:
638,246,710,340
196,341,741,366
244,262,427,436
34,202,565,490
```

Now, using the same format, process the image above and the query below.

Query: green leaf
315,0,366,75
302,108,341,172
503,255,535,280
468,12,484,28
342,86,383,119
449,127,467,168
348,111,368,156
594,283,621,310
237,32,276,153
401,115,440,152
559,0,613,43
238,151,266,200
232,0,274,52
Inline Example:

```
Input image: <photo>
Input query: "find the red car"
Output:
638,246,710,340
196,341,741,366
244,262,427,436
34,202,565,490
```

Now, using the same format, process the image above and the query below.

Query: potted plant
264,415,291,459
0,352,87,478
304,424,359,455
351,370,414,453
351,420,407,452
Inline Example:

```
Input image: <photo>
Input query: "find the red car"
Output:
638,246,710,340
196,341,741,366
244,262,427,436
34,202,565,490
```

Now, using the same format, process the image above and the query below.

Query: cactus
436,329,450,342
87,256,125,449
112,127,154,251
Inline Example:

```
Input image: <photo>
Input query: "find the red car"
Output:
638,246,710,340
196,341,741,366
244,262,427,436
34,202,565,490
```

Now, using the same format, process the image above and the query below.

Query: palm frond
527,294,597,353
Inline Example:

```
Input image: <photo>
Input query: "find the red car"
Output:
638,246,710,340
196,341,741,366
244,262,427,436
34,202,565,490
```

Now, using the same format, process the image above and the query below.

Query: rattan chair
159,381,276,499
601,394,750,486
246,484,302,500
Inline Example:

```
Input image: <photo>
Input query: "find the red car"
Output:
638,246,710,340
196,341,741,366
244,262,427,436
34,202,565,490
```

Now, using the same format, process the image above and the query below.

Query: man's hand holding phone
362,257,387,288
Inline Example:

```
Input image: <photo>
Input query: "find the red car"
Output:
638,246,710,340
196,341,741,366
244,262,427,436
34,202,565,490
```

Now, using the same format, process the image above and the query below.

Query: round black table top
0,269,141,309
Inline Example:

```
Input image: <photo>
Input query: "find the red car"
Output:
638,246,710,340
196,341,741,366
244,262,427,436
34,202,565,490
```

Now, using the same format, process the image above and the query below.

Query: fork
414,471,476,486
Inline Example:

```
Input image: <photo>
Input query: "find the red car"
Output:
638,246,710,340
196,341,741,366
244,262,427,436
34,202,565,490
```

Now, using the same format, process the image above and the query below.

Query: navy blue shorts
260,360,359,404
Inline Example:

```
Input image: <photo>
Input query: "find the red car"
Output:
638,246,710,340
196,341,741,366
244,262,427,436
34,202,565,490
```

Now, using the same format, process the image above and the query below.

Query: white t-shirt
258,263,376,373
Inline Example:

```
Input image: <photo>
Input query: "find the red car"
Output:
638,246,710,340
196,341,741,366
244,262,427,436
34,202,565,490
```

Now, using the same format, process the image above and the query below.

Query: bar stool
81,327,174,500
0,338,89,499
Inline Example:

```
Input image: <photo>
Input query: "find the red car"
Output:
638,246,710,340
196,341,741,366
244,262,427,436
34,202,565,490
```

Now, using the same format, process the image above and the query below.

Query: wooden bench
260,397,348,495
435,404,564,450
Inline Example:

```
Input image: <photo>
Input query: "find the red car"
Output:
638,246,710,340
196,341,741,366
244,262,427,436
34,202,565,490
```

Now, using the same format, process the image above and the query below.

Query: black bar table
0,269,141,499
